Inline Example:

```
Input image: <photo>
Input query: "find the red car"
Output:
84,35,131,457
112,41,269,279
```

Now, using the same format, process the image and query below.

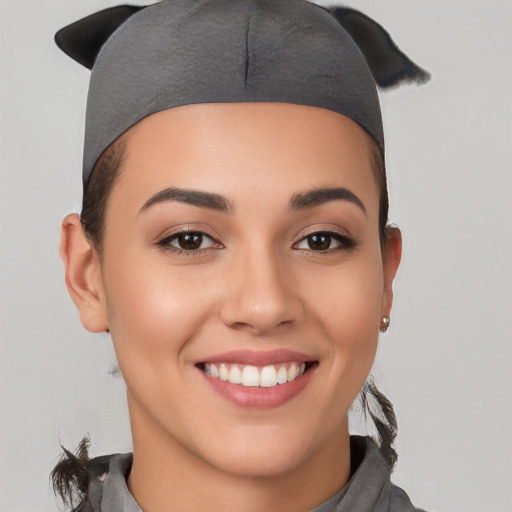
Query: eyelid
293,223,352,242
153,224,222,243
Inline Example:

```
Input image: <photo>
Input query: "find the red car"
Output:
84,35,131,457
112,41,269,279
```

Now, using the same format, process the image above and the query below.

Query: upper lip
197,349,316,367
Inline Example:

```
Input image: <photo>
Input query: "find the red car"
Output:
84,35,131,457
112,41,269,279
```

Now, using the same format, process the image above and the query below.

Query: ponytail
50,435,91,511
359,378,398,470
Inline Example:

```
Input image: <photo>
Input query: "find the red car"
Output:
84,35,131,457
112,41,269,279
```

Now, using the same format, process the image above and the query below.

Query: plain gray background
1,0,511,511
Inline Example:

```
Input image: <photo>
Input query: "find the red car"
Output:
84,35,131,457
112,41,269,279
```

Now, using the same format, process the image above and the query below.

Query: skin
60,103,401,512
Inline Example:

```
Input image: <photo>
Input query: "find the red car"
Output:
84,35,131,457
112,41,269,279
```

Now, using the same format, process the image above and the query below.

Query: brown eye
295,231,355,252
308,233,332,251
175,233,204,250
158,231,219,252
307,233,331,251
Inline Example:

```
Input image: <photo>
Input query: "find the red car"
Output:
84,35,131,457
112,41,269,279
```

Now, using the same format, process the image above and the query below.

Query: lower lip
199,366,315,409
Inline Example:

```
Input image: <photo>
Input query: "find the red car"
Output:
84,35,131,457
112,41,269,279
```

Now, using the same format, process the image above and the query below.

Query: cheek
101,250,214,377
306,254,384,387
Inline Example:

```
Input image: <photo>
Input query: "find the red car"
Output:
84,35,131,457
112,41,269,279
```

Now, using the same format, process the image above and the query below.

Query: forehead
111,102,379,213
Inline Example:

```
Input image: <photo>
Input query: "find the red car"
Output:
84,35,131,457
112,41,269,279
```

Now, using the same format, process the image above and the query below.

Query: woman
52,0,429,510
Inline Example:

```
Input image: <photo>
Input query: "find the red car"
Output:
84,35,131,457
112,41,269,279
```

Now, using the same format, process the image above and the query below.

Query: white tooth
299,363,306,375
260,365,278,387
287,363,298,382
228,365,242,384
242,365,260,387
203,363,211,376
210,364,219,378
277,366,288,384
219,364,229,381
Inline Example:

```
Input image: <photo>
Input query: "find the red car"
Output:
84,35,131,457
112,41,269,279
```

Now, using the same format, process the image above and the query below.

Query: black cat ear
328,7,431,89
55,5,145,70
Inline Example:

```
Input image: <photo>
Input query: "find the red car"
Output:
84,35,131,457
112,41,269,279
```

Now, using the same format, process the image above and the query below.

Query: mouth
195,350,318,408
197,361,316,388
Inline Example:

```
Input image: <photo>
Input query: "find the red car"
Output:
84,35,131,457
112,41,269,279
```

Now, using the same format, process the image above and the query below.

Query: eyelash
155,229,356,255
155,229,222,256
293,230,356,253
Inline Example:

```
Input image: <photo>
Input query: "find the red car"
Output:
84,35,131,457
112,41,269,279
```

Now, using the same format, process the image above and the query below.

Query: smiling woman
51,1,430,511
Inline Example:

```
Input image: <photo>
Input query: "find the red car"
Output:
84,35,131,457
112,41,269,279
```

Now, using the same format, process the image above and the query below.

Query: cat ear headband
55,0,430,192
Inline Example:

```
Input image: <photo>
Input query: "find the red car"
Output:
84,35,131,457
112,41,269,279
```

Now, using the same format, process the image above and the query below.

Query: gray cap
56,0,430,191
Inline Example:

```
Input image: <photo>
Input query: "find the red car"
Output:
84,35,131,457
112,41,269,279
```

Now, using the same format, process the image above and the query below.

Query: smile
196,350,318,408
203,362,307,388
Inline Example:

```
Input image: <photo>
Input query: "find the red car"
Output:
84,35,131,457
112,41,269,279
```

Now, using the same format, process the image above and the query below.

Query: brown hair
80,136,127,253
368,137,390,249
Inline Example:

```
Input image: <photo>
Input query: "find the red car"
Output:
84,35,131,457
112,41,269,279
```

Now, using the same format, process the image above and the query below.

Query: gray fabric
311,437,427,512
79,436,426,512
311,481,348,512
80,453,141,512
83,0,382,190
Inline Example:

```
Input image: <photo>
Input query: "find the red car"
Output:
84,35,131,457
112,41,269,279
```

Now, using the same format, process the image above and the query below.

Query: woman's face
85,103,399,477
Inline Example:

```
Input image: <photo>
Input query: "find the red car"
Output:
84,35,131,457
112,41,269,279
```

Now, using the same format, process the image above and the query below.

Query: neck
127,393,351,512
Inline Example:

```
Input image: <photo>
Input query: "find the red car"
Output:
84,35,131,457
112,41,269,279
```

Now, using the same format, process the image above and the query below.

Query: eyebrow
139,186,365,216
139,187,233,214
289,187,366,215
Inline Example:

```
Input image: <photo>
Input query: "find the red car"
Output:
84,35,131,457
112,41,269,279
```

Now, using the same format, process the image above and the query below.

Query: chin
206,443,310,478
193,421,332,479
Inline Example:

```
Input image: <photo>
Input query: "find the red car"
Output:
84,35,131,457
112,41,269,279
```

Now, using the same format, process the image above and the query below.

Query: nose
219,247,303,335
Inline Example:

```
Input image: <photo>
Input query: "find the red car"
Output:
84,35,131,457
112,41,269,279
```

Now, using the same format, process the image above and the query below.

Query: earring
380,317,390,333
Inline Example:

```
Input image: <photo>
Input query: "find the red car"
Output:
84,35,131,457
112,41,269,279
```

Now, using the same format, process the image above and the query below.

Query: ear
381,226,402,318
328,7,431,89
59,214,108,333
55,5,145,69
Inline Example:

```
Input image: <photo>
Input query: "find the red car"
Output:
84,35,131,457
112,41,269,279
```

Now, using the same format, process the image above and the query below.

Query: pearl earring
380,317,390,333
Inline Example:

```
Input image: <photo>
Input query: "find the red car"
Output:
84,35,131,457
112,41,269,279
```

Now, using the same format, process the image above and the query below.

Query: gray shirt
78,436,426,512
